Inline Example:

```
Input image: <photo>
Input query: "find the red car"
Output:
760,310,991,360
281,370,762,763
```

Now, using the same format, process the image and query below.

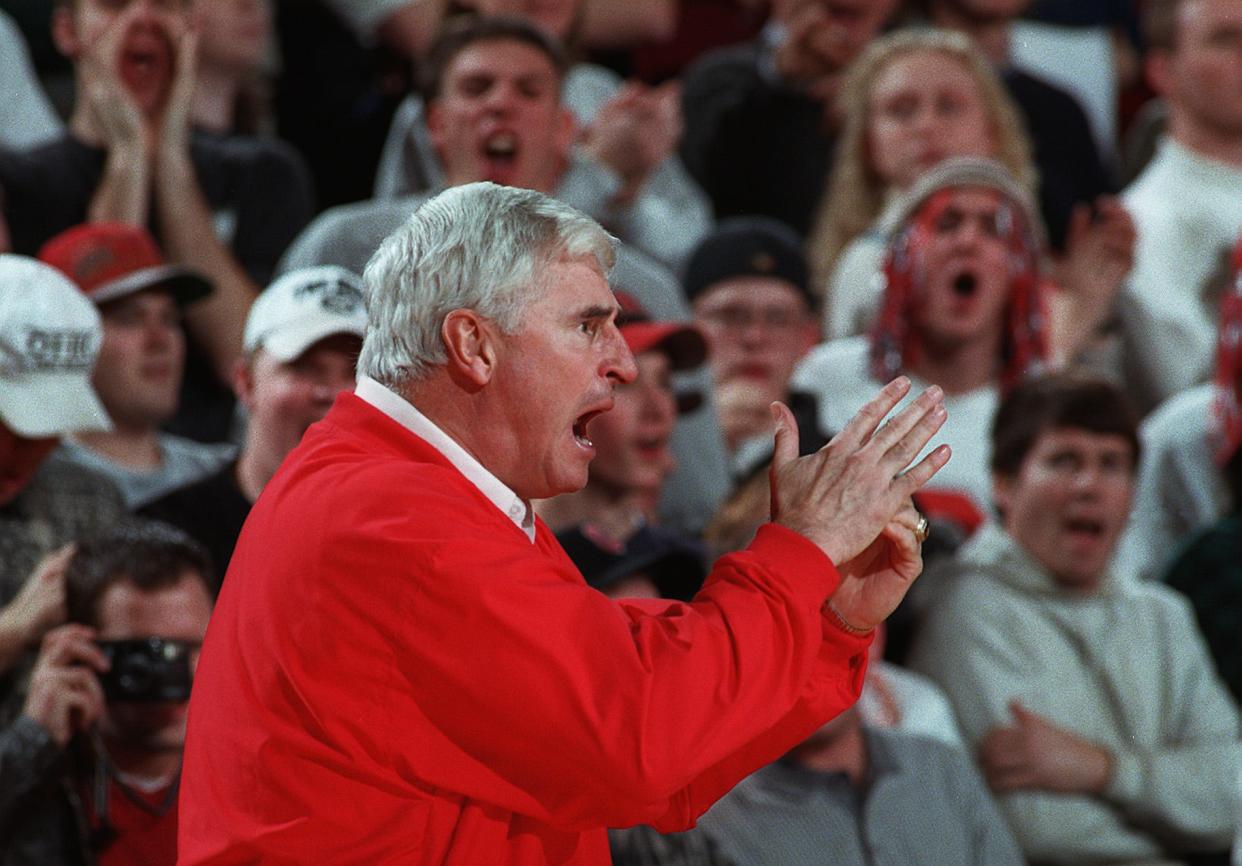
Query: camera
96,637,195,703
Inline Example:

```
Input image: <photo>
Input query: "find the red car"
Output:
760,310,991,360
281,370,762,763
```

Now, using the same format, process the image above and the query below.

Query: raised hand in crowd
80,3,160,226
20,624,110,748
769,377,949,632
0,546,74,677
580,80,684,204
978,700,1113,796
1049,195,1136,363
774,0,859,104
69,1,259,384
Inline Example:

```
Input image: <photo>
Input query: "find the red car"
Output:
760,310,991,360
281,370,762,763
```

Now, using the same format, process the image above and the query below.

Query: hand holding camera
22,624,110,748
23,625,197,748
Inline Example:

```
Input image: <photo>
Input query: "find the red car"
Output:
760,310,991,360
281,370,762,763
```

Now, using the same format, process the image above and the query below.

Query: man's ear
426,101,447,151
51,4,81,59
991,472,1013,521
441,309,498,389
554,107,575,157
1146,49,1172,97
232,355,256,409
796,316,819,359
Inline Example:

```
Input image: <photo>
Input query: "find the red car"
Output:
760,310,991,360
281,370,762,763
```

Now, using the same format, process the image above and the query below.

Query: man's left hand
828,499,923,631
979,700,1113,795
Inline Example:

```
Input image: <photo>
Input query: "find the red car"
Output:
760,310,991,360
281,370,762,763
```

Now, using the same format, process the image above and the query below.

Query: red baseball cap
38,223,212,307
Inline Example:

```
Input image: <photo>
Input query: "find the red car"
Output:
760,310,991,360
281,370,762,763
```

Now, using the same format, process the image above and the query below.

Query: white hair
358,182,616,385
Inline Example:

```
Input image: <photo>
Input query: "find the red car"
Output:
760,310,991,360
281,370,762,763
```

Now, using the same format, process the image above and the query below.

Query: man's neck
103,739,181,787
1167,111,1242,169
535,483,648,537
905,332,1001,396
75,427,164,471
929,6,1011,65
233,444,275,503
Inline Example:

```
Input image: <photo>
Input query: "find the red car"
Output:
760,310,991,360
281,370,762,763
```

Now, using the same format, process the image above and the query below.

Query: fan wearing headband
794,157,1051,530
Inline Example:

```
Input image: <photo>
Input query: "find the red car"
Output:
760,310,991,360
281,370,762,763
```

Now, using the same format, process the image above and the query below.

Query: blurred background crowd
1,0,1241,863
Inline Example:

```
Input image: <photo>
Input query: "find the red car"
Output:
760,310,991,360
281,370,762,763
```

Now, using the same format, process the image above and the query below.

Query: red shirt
178,394,869,865
83,778,178,866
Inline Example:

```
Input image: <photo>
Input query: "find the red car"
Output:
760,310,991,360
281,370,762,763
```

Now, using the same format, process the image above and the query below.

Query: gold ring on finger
914,514,930,545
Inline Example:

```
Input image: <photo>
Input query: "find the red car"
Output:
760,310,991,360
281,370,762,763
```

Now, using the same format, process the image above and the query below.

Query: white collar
354,375,535,542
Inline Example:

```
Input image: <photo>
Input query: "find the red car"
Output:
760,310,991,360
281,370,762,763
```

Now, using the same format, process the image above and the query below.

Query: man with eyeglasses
685,217,825,480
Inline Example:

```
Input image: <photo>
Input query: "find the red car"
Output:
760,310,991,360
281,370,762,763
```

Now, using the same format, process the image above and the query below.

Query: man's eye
881,96,917,121
1047,452,1079,471
935,212,963,233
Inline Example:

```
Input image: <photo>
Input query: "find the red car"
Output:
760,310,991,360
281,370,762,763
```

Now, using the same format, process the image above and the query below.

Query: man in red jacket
178,181,950,865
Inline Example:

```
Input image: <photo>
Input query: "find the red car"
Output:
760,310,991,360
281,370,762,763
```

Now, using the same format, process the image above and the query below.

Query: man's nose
605,329,638,385
484,82,519,113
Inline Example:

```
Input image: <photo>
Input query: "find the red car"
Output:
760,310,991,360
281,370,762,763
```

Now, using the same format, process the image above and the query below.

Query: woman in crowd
809,28,1132,352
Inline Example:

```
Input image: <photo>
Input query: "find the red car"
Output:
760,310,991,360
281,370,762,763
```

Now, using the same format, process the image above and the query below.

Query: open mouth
119,41,170,92
573,410,603,449
951,271,978,298
482,132,518,163
1064,517,1105,541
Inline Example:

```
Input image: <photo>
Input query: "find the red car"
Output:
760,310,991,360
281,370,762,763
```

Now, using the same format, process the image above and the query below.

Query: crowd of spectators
1,0,1241,863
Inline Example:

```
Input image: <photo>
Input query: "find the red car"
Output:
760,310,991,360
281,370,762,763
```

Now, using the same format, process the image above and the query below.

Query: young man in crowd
793,158,1055,528
0,255,124,691
39,224,234,509
0,0,314,440
0,521,215,865
294,15,706,280
143,265,367,575
910,371,1240,863
685,218,823,476
1122,0,1242,412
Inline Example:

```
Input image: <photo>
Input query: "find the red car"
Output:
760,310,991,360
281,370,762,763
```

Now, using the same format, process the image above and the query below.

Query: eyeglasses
697,305,807,332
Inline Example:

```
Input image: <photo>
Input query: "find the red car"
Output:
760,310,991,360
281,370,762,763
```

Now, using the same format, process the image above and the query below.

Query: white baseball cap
244,266,368,362
0,254,112,438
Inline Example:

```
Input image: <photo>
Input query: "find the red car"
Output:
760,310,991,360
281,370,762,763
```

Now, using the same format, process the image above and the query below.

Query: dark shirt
1164,513,1242,705
679,41,835,237
0,131,315,443
140,461,251,585
0,132,313,283
1002,67,1114,251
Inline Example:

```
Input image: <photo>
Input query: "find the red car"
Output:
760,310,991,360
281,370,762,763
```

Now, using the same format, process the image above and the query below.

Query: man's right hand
770,377,948,564
80,4,149,156
22,624,110,748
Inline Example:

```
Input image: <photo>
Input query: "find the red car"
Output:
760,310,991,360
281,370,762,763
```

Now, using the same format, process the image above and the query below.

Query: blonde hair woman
810,29,1036,337
809,28,1134,359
